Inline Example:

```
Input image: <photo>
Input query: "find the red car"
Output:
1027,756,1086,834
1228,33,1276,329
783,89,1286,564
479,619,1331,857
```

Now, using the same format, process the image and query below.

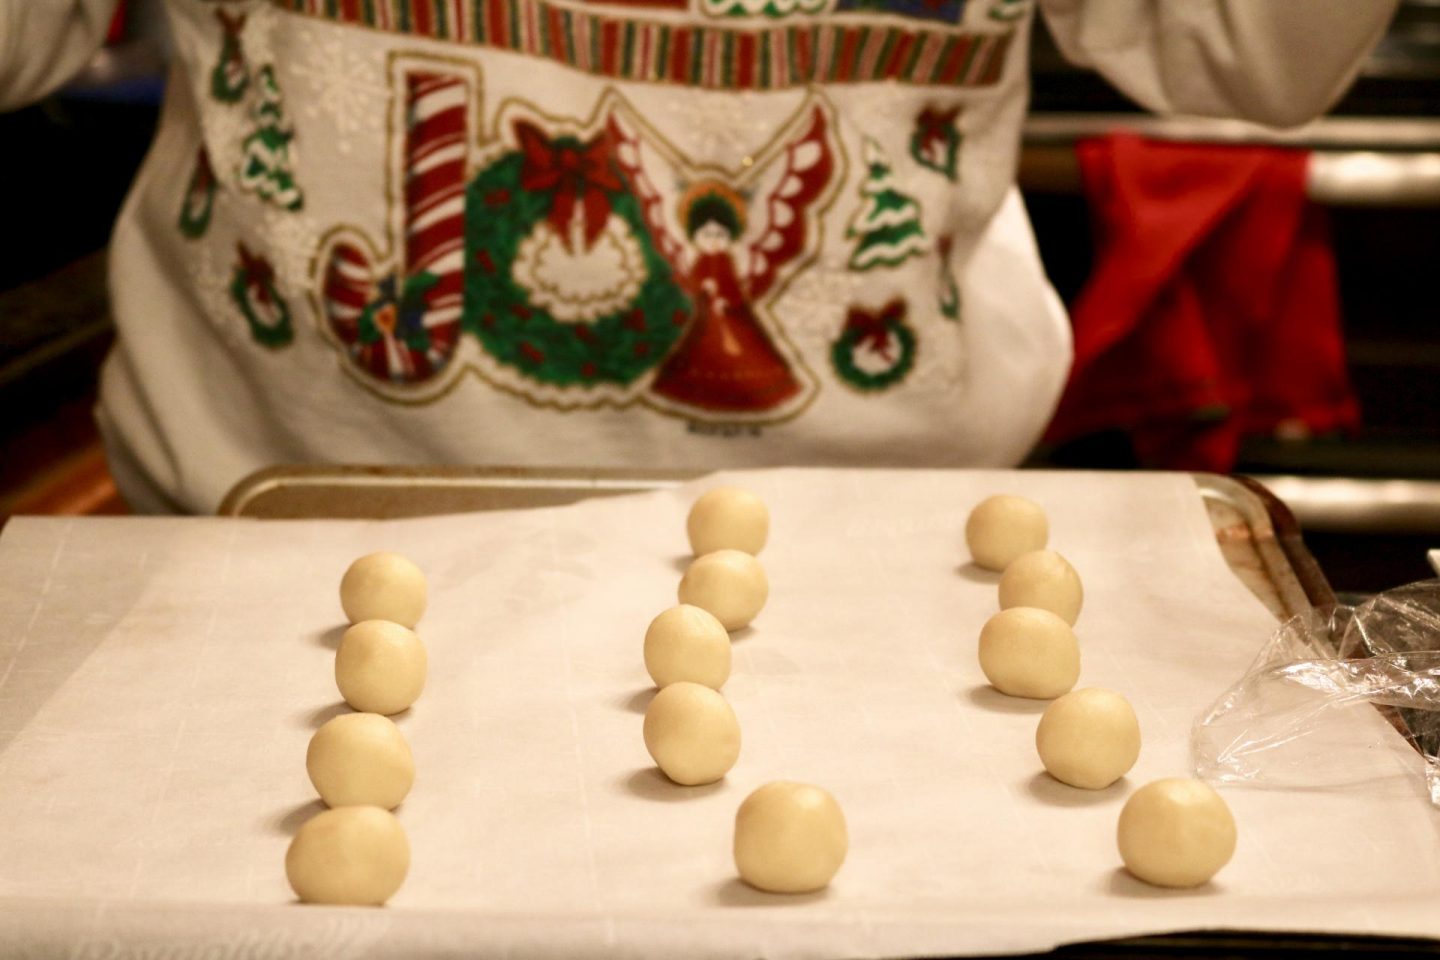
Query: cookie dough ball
306,712,415,810
335,620,428,715
688,487,769,557
1036,688,1139,789
678,550,768,631
977,607,1079,699
999,549,1084,626
734,782,848,894
642,681,741,785
340,552,427,628
1118,779,1237,888
285,805,410,906
644,605,732,690
965,495,1048,572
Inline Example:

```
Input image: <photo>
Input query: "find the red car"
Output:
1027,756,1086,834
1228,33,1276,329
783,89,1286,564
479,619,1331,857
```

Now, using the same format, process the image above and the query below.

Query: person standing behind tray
0,1,1396,513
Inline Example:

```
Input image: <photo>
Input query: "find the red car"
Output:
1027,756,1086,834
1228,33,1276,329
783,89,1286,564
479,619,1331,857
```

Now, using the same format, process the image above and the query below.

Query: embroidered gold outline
310,51,485,407
458,86,842,423
309,49,846,423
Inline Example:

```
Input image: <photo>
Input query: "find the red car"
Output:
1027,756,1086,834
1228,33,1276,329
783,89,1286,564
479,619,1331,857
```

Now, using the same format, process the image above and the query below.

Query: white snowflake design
258,206,323,302
779,261,867,353
286,29,387,156
659,93,784,171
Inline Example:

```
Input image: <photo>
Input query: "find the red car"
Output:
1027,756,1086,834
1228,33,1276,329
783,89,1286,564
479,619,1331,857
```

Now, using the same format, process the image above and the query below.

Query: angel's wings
607,102,838,300
741,105,835,302
607,114,688,278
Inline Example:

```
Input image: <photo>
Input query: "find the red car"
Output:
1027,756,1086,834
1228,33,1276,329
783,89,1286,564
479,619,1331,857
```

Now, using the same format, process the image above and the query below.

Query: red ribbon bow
216,9,247,38
916,107,960,151
515,121,622,251
844,299,906,361
236,243,275,305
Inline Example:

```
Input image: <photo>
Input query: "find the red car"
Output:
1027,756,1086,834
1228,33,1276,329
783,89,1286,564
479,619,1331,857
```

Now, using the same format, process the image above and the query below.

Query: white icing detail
512,214,648,323
850,233,928,270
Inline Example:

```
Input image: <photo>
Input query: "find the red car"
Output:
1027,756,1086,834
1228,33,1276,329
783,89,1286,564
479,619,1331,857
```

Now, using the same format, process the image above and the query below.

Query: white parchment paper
1,468,1437,958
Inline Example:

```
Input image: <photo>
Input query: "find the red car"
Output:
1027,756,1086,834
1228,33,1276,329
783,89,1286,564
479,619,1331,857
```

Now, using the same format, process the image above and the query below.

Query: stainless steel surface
1307,151,1440,206
1020,117,1440,206
1248,475,1440,534
216,464,695,519
1023,114,1440,151
1196,474,1315,620
220,466,1322,622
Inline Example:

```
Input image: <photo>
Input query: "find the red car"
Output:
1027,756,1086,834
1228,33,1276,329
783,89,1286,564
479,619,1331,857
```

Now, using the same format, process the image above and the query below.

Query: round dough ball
678,550,768,631
734,781,848,894
977,607,1080,699
642,681,741,785
340,552,427,628
1035,688,1140,789
306,712,415,810
335,620,428,715
644,605,732,690
688,487,770,557
999,550,1084,626
1118,778,1237,888
965,495,1049,572
285,805,410,905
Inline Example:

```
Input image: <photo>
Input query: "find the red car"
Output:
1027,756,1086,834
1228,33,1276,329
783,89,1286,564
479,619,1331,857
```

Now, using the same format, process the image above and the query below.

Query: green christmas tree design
238,66,304,212
847,138,926,271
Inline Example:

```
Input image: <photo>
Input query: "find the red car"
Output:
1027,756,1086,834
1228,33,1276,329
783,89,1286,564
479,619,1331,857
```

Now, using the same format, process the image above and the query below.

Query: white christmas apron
99,0,1071,512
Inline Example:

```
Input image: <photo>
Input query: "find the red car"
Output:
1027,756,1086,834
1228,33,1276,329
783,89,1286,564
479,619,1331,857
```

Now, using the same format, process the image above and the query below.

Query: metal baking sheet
220,467,1331,622
3,468,1434,959
4,468,1435,959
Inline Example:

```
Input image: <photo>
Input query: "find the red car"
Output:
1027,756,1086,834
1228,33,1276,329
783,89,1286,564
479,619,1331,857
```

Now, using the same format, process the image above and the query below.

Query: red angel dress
649,246,803,412
614,106,835,417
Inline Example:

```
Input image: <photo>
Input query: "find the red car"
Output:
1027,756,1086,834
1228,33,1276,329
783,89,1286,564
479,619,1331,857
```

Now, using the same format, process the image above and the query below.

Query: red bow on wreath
915,106,960,153
843,298,906,361
217,9,247,41
236,242,276,305
515,121,622,251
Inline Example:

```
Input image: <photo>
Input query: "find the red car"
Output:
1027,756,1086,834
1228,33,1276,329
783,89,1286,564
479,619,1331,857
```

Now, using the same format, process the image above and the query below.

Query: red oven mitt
1045,134,1359,471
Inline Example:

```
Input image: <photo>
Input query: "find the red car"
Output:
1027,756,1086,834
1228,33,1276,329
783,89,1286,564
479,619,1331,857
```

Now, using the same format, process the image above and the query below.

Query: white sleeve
0,0,121,111
1037,0,1398,129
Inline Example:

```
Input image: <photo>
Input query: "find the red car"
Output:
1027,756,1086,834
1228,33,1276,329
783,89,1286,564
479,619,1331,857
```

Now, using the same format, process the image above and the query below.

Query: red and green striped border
275,0,1013,89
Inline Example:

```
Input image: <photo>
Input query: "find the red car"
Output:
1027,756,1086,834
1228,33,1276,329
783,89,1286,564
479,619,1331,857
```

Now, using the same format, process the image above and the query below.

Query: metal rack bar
1020,115,1440,206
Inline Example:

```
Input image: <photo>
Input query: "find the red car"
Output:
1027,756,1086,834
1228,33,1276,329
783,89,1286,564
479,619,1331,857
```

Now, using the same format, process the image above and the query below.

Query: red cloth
1045,134,1359,471
107,0,130,44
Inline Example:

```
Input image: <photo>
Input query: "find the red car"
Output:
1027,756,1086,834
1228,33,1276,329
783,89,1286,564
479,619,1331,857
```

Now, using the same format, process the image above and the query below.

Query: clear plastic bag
1192,580,1440,805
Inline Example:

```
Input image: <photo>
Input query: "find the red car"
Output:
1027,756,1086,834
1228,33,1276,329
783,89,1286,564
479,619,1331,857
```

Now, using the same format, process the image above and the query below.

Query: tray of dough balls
1,467,1437,958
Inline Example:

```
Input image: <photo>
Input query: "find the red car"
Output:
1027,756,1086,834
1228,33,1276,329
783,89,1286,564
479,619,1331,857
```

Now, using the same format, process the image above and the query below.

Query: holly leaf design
357,271,441,352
